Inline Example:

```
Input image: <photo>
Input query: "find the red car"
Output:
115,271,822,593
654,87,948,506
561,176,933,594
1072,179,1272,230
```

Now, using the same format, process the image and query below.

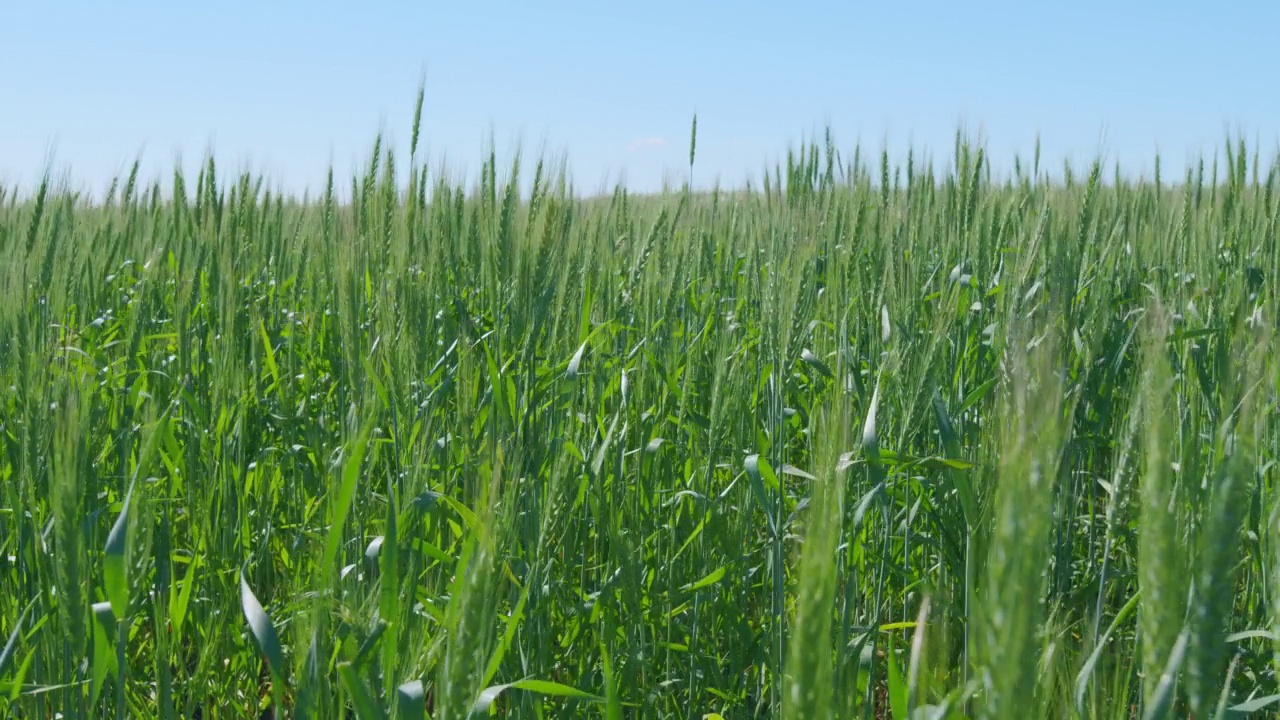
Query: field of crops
2,104,1279,718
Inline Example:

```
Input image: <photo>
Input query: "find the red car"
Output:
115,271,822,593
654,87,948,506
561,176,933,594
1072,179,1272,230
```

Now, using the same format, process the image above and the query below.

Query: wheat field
1,95,1278,718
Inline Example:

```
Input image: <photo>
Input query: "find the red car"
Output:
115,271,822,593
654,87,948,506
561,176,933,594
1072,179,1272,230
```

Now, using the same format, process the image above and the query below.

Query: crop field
1,104,1279,718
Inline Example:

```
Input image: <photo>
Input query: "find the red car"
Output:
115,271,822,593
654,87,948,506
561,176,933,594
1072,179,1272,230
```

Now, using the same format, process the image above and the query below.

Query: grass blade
0,596,36,679
240,570,285,682
103,479,136,620
472,678,606,714
338,661,387,720
397,680,426,720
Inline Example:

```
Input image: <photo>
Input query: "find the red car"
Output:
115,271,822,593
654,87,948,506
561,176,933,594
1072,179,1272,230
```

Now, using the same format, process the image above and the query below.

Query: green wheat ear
1136,305,1189,717
975,324,1069,720
688,112,698,188
783,395,850,720
410,79,426,161
1186,319,1270,717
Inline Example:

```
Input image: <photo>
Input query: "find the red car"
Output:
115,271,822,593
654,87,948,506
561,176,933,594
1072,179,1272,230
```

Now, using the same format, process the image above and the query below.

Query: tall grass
0,109,1278,718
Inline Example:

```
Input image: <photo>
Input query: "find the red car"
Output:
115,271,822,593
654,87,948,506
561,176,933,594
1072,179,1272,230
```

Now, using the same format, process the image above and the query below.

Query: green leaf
800,348,833,378
352,620,387,669
484,342,510,429
1226,630,1279,644
513,679,605,700
396,680,425,720
744,454,778,538
440,494,479,531
958,376,997,413
1214,654,1241,720
473,677,607,713
886,634,907,720
240,570,285,681
482,587,530,688
1230,694,1280,713
679,565,726,593
591,414,619,479
338,661,386,720
7,647,34,701
90,602,117,710
851,483,885,531
862,375,884,480
365,535,385,561
918,456,974,472
1074,590,1141,713
258,318,281,389
600,644,623,720
0,595,36,678
103,479,137,620
169,554,199,644
780,464,816,480
1143,629,1189,720
567,339,588,378
323,417,376,582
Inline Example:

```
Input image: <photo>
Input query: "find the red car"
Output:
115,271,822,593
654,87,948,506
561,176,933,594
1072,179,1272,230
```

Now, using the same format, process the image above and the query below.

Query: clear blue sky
3,0,1278,196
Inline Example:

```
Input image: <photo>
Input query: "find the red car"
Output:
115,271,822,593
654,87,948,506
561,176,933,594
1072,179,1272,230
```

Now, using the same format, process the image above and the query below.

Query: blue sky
2,0,1278,196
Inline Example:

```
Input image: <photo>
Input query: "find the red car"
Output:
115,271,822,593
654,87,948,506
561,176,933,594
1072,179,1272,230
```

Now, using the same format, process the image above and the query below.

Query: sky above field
3,0,1279,197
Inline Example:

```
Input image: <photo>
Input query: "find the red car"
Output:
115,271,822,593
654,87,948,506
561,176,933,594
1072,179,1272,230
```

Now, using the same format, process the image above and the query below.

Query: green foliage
0,124,1277,719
